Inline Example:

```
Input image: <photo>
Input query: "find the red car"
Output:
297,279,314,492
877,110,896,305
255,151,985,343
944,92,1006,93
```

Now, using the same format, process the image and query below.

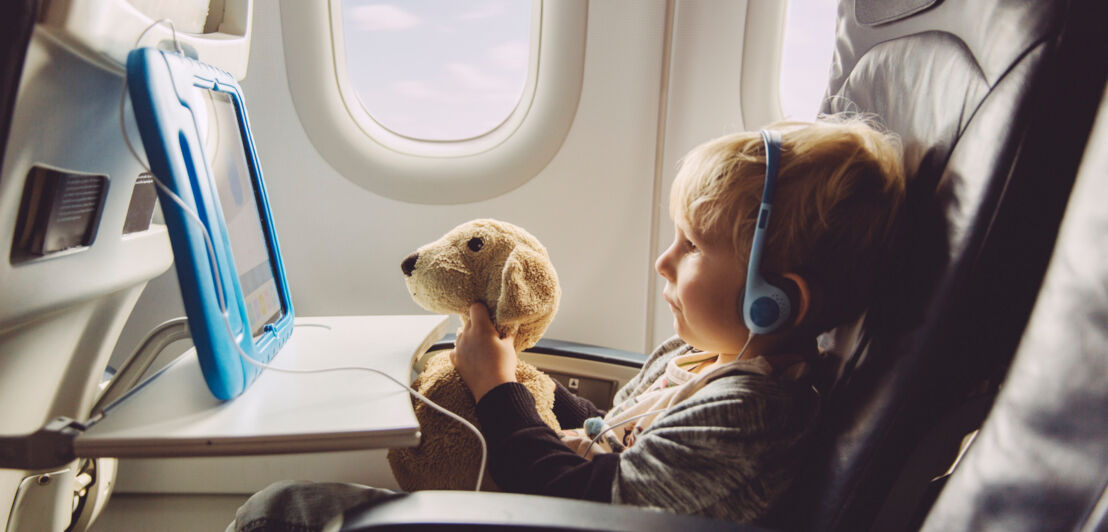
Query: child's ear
781,273,812,328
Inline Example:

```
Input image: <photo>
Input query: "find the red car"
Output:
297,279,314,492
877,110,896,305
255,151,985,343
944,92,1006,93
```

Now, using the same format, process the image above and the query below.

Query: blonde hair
670,115,906,331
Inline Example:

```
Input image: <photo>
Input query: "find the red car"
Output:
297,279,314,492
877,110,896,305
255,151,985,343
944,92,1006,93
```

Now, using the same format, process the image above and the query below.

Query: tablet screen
205,89,283,337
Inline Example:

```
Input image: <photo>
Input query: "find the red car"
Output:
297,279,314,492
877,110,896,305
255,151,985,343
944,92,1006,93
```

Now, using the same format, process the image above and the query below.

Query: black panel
13,166,108,260
122,172,157,234
545,370,617,410
338,490,755,531
0,0,38,183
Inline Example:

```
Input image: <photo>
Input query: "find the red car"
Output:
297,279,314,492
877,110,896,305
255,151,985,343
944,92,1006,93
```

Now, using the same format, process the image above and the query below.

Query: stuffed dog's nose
401,253,418,277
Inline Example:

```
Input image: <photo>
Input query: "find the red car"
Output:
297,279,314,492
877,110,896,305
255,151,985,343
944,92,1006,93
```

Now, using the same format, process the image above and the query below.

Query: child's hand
451,303,518,402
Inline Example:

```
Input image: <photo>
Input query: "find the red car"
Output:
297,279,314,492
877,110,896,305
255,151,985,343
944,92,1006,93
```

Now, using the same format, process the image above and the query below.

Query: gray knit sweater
611,337,821,521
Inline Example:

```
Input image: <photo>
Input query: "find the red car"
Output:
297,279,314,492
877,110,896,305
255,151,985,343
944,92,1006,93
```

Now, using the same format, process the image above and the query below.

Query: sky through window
779,0,838,121
341,0,533,141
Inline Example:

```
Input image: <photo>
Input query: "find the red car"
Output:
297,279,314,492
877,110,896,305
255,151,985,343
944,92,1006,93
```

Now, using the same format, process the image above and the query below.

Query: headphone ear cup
765,273,802,324
743,279,794,334
777,275,802,325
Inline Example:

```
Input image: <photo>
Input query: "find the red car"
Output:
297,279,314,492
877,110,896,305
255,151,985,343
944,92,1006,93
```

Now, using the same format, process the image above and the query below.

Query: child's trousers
228,480,401,532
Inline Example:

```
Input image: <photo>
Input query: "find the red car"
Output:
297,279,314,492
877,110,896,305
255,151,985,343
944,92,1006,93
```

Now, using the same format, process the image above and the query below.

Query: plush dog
388,219,562,491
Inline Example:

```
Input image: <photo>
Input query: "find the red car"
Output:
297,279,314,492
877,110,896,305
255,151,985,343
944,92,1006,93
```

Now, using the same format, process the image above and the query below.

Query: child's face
655,217,750,355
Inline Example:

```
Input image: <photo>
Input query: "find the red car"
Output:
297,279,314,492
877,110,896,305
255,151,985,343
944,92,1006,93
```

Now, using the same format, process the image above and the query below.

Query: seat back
773,0,1105,529
921,71,1108,532
0,5,174,528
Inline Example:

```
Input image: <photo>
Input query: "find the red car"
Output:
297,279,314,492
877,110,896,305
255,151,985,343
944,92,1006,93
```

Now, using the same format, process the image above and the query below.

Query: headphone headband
759,130,781,204
743,130,792,335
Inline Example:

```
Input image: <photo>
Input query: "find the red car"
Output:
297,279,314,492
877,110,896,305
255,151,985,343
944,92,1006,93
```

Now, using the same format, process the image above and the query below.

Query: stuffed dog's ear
497,246,559,329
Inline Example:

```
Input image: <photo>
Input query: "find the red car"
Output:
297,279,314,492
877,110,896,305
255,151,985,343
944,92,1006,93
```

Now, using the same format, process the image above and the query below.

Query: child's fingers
467,302,516,342
468,302,494,333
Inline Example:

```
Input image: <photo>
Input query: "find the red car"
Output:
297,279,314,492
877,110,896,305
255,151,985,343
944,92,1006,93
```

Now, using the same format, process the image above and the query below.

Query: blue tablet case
126,47,294,400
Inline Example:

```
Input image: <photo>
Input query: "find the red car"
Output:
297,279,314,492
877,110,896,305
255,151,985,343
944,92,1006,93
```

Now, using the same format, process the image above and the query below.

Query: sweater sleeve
475,382,619,501
552,380,605,428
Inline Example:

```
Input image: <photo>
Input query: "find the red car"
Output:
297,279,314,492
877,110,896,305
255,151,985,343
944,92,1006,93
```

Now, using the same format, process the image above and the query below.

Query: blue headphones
742,130,794,335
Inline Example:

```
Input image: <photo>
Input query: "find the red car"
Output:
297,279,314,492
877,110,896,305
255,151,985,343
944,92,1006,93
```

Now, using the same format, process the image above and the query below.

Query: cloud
390,64,519,106
460,2,506,20
392,80,448,101
348,4,421,31
446,62,508,92
489,41,529,70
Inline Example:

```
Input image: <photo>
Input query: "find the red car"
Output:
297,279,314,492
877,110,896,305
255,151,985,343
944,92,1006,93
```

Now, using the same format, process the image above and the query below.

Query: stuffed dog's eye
467,237,484,252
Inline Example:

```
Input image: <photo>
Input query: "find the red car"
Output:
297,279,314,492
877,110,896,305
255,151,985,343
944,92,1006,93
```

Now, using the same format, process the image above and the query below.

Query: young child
230,117,905,530
451,116,905,522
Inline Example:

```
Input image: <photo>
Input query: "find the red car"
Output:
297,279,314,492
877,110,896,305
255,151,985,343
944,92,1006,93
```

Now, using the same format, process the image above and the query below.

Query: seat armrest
330,490,759,531
430,336,647,369
525,338,647,368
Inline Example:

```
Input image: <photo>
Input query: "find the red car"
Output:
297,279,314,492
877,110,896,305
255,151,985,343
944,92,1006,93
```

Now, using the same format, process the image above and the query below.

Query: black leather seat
919,74,1108,532
776,0,1105,529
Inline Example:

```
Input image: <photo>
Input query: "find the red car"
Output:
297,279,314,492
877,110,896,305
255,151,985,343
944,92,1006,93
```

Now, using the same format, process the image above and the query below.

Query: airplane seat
920,72,1108,532
771,0,1106,529
0,0,175,529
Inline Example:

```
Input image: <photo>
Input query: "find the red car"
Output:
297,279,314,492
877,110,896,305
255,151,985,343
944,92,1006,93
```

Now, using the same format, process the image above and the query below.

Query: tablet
126,47,294,400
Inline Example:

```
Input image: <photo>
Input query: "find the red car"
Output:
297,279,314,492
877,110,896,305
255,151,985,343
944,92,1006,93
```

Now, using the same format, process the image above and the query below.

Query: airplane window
283,1,584,203
339,0,533,141
779,0,838,121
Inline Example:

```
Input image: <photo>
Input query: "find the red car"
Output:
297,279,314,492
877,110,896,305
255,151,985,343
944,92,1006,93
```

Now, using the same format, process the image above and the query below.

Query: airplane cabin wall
649,0,779,349
257,0,664,353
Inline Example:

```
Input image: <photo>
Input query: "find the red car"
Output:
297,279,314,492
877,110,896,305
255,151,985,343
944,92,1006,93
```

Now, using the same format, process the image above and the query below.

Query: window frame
279,0,587,204
739,0,788,129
